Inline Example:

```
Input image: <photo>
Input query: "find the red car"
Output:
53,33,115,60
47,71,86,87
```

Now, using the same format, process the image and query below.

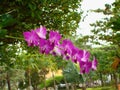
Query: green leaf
0,14,16,28
0,29,7,37
63,61,84,83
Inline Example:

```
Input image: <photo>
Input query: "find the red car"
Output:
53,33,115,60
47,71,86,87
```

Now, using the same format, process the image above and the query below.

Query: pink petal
35,26,47,39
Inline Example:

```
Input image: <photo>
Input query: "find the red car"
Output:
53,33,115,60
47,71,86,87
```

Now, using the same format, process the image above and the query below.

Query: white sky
77,0,115,36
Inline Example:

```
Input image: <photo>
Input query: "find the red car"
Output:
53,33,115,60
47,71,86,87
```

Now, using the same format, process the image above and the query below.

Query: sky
77,0,115,36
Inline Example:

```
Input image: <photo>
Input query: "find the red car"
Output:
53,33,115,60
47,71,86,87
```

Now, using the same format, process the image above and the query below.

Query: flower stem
5,35,24,40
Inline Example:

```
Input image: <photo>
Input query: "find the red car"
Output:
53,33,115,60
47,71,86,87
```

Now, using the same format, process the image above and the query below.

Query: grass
77,86,116,90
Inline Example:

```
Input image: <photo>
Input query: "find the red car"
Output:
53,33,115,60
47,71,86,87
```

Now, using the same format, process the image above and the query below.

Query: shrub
39,76,64,89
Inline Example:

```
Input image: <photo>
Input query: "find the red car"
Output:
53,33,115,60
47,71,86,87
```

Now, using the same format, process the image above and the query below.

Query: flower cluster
23,26,98,74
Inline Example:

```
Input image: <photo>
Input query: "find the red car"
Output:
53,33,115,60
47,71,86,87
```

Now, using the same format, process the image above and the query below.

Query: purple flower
71,47,80,63
35,26,47,39
23,26,98,74
49,31,61,45
51,45,62,56
79,60,92,74
23,30,40,46
61,39,74,60
92,58,98,70
39,38,54,54
78,50,90,62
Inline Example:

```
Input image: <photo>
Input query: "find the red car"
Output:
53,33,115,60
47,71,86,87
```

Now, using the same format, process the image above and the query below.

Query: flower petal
39,39,54,54
23,30,39,46
49,31,61,45
35,26,47,39
92,58,98,70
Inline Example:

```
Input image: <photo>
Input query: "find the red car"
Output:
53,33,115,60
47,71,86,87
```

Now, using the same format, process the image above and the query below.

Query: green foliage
83,0,120,71
0,1,83,89
0,29,7,38
63,61,84,83
18,69,43,89
0,66,6,89
79,86,116,90
0,14,16,28
87,0,120,47
0,44,18,68
0,0,82,44
39,76,64,89
91,46,116,73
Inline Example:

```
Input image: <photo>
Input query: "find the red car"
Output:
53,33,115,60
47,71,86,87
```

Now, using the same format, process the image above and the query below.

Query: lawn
77,86,116,90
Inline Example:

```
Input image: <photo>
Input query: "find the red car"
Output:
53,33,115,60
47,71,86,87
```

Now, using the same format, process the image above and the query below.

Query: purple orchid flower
39,38,54,54
92,58,98,70
23,30,40,46
35,26,47,39
49,31,61,45
78,50,90,62
23,26,98,74
79,60,92,74
61,39,74,60
71,47,81,63
51,44,62,56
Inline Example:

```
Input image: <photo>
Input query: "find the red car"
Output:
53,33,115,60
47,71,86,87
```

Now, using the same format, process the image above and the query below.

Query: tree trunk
63,76,69,90
82,87,86,90
28,70,32,90
113,72,118,89
117,73,120,83
52,71,57,90
6,72,11,90
110,73,113,83
88,75,92,87
43,74,48,90
33,85,37,90
99,72,104,86
71,83,77,90
81,83,86,90
71,84,74,90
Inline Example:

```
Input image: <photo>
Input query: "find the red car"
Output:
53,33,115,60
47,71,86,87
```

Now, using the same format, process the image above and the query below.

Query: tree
0,43,26,90
88,0,120,47
0,0,82,45
0,1,83,89
90,46,120,89
84,0,120,76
